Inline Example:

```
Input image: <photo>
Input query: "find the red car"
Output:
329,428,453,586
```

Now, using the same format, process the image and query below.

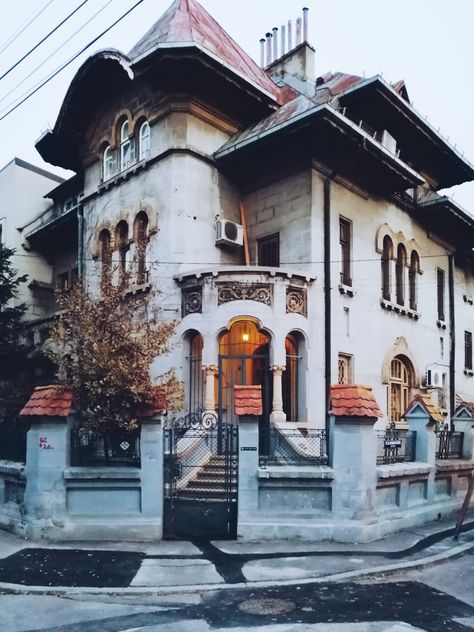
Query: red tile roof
137,386,167,417
20,385,73,417
330,384,382,419
129,0,280,101
234,385,263,417
404,393,444,423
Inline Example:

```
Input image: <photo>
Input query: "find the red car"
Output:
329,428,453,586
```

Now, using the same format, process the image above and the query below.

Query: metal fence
259,427,328,467
435,424,464,460
0,424,28,463
71,427,140,467
376,425,417,465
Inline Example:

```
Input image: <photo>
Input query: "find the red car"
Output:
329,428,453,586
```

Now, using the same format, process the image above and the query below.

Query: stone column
330,414,378,520
24,414,72,521
270,364,286,423
202,364,218,415
405,405,436,501
140,415,164,531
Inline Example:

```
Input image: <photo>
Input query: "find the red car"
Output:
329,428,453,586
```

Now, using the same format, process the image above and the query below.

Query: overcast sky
1,0,473,213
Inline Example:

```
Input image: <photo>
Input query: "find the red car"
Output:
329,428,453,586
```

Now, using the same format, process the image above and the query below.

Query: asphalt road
1,550,473,632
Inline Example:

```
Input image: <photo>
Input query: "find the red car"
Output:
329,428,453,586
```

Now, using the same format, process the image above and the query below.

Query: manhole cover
238,597,295,615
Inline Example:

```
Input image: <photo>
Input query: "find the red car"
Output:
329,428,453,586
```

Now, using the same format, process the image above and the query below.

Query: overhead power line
0,0,146,124
0,0,114,111
0,0,90,83
0,0,56,56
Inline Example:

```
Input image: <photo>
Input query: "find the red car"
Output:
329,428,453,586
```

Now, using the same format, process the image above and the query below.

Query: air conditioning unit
425,368,443,388
380,129,397,155
215,219,243,248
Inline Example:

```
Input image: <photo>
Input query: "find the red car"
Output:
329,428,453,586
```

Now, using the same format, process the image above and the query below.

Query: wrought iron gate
163,412,238,539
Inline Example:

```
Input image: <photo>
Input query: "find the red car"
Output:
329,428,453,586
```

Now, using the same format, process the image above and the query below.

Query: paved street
2,552,474,632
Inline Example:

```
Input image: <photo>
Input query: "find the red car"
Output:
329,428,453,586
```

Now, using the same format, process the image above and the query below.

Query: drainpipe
448,253,455,430
77,205,84,279
324,177,331,436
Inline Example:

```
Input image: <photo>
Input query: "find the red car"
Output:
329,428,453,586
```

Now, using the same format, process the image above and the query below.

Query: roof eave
131,41,279,104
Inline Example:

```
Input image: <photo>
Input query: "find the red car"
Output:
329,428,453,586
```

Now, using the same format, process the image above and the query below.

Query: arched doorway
218,319,270,432
389,355,414,424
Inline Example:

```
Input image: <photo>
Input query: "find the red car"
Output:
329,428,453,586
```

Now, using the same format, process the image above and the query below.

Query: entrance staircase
177,455,237,501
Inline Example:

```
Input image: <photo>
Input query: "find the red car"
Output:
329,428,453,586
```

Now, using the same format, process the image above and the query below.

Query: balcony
175,266,314,319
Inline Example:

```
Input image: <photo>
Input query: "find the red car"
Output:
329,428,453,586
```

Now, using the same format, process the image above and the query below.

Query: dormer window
139,121,151,161
120,120,134,171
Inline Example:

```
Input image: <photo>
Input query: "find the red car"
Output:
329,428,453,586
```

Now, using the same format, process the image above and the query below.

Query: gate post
140,414,165,532
235,386,262,535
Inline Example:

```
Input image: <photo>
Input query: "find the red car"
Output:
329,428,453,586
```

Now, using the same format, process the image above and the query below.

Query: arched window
138,121,151,161
409,250,420,311
396,244,407,306
98,229,112,285
115,220,129,281
389,356,413,424
134,211,149,284
120,120,134,171
188,331,203,413
103,145,116,181
381,235,393,300
283,334,299,422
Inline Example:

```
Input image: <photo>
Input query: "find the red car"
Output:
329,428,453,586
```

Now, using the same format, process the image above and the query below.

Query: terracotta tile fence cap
138,386,167,417
234,384,263,417
19,385,73,417
403,393,444,423
330,384,383,419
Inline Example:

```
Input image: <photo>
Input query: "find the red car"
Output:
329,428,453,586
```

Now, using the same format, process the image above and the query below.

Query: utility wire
0,0,145,124
0,0,90,83
0,0,115,112
0,0,56,56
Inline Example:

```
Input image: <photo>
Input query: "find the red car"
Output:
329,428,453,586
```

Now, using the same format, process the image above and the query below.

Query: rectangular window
437,268,445,321
339,217,352,286
57,271,69,292
465,331,473,371
257,233,280,267
338,353,353,384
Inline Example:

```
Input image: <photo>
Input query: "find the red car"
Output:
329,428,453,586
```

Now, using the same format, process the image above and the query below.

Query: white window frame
103,145,116,181
139,121,151,161
120,120,133,171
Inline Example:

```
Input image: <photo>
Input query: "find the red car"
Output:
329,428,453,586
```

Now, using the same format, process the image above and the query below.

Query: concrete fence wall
0,406,472,542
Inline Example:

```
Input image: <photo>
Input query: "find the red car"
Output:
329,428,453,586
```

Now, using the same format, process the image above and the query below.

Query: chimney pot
260,38,265,67
296,17,302,45
288,19,293,50
303,7,309,41
266,32,272,66
272,27,278,61
281,24,286,56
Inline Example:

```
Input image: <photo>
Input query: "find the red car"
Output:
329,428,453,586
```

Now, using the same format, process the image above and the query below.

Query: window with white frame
103,145,116,181
139,121,151,161
120,120,134,171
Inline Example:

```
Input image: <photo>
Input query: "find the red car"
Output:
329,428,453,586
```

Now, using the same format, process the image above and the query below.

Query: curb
0,538,472,598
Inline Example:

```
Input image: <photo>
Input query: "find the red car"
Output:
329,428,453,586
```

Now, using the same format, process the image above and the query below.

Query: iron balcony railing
259,426,329,467
71,427,140,467
435,424,464,460
376,424,417,465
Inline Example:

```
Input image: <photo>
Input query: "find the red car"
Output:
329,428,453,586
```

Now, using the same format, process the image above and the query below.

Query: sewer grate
238,597,296,615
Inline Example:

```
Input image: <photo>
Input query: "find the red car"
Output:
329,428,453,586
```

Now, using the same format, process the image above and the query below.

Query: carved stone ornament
182,287,202,316
286,287,307,316
217,283,272,306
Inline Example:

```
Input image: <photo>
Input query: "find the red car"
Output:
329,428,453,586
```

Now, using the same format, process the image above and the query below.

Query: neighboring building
23,0,474,432
0,157,64,344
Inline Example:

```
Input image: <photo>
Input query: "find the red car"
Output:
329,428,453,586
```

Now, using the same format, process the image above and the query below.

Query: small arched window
98,229,112,286
115,220,129,281
396,244,407,306
381,235,393,300
138,121,151,161
120,120,134,171
134,211,149,284
409,251,420,311
103,145,116,181
389,356,413,424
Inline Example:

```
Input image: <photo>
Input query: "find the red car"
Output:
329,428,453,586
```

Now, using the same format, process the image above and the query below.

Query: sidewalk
0,512,472,595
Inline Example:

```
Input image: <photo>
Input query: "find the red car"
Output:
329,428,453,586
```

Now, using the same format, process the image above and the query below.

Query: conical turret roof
129,0,279,100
